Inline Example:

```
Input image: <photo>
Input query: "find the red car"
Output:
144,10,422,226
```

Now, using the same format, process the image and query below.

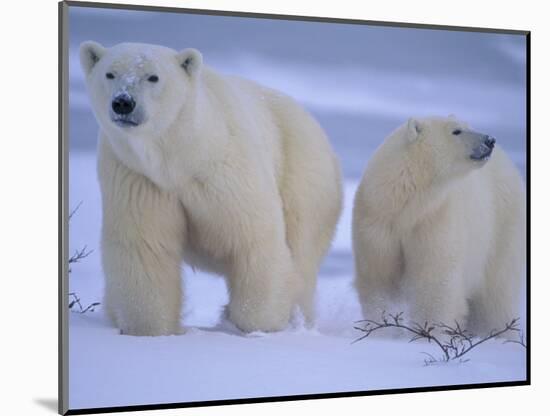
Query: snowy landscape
67,6,527,411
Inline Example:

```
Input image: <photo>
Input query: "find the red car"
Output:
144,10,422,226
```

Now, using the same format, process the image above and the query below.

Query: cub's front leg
401,213,468,328
98,138,186,336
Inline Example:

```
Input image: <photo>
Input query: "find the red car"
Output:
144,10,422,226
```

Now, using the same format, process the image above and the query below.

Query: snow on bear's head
79,41,203,140
403,115,496,181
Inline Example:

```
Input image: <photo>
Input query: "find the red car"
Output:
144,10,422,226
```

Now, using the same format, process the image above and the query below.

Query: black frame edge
64,0,530,35
525,31,531,385
65,380,530,415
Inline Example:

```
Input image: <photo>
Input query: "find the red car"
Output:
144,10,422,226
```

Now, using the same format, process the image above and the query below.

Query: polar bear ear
80,41,106,76
448,113,457,120
176,48,203,77
407,118,421,142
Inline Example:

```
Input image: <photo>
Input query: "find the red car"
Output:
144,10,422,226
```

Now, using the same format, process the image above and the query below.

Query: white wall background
0,0,546,415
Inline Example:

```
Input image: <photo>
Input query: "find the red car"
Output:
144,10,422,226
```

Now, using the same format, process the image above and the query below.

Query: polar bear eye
106,72,115,80
452,129,462,135
147,75,159,83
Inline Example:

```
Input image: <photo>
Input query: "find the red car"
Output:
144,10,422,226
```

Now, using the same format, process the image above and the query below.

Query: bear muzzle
470,135,496,162
110,92,141,127
112,93,136,115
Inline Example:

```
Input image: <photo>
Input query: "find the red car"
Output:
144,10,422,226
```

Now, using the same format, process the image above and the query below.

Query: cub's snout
484,135,496,149
470,134,496,161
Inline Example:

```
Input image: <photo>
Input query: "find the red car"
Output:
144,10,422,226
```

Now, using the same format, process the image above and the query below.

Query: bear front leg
401,218,468,328
353,222,403,320
98,139,186,336
468,245,525,335
102,237,184,336
226,237,296,333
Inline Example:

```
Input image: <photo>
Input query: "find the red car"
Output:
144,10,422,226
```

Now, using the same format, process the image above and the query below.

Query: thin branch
68,246,93,264
68,292,100,314
421,352,439,366
504,331,527,348
354,312,525,364
69,201,83,221
68,246,94,274
444,319,521,360
67,202,100,313
68,202,94,272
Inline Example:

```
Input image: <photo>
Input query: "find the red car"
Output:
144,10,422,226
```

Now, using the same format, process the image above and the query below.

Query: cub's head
404,115,496,180
79,41,203,138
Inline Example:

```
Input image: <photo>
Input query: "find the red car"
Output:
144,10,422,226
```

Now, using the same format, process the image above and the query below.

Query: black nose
484,136,496,149
112,95,135,115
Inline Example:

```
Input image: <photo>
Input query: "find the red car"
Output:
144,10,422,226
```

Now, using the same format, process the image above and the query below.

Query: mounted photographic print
59,1,530,414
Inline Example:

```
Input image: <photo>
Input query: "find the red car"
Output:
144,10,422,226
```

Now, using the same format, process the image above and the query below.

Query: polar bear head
79,41,203,140
403,115,496,181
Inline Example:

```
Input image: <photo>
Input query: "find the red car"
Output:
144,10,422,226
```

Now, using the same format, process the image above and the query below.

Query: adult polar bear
80,41,342,336
353,116,525,333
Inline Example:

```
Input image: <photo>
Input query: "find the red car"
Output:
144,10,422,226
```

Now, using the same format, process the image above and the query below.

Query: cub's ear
448,113,457,120
407,118,421,142
176,48,203,77
80,41,106,76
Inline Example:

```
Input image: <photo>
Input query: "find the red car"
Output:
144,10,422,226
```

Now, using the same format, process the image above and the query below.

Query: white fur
352,116,525,332
80,42,342,336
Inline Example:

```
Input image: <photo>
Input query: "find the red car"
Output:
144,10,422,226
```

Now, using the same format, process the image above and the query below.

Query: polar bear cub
352,116,525,333
80,41,342,336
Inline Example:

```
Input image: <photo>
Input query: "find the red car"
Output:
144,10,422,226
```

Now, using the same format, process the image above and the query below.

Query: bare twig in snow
353,311,525,365
69,200,83,221
68,292,100,314
67,202,100,312
504,331,527,348
68,245,94,273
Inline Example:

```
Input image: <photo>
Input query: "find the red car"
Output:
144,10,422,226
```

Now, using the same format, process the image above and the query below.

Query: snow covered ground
68,152,526,411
